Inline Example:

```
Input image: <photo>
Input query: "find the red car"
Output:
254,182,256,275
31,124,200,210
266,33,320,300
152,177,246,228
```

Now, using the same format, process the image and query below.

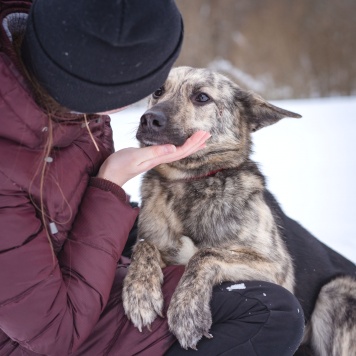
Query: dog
122,67,356,354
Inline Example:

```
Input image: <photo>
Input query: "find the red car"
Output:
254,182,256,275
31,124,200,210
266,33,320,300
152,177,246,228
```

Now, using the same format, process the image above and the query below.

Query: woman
0,0,304,355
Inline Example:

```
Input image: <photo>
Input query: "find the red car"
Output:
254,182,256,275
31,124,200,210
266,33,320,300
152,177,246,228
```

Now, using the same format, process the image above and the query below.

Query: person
0,0,304,355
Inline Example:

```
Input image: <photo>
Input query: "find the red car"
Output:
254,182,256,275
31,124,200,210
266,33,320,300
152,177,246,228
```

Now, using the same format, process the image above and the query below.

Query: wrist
97,163,128,187
89,177,128,202
96,173,126,187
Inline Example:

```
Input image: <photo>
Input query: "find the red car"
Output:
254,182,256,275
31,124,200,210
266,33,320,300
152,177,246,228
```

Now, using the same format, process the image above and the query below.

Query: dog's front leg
167,247,278,350
167,248,221,350
122,240,165,331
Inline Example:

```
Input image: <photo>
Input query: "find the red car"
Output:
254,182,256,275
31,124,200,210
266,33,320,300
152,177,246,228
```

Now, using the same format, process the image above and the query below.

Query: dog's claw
156,309,164,318
203,332,213,339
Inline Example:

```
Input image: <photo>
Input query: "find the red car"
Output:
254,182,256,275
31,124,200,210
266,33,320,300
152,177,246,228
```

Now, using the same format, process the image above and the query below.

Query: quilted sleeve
0,172,138,355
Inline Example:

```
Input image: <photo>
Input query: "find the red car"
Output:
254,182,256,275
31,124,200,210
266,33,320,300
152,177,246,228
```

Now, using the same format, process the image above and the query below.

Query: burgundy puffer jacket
0,1,183,355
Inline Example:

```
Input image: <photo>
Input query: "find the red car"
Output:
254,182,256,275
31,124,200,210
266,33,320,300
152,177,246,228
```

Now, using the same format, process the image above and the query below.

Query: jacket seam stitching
0,264,58,308
0,168,25,191
66,237,117,260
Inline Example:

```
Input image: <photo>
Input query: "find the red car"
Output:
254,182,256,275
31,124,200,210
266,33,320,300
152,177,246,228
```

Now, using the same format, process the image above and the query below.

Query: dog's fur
122,67,356,354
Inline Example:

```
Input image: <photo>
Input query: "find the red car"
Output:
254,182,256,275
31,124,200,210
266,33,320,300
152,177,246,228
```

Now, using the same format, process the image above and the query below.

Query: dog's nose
140,111,167,132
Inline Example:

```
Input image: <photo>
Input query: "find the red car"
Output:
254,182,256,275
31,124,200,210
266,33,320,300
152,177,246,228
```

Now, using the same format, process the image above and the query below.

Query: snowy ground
110,96,356,263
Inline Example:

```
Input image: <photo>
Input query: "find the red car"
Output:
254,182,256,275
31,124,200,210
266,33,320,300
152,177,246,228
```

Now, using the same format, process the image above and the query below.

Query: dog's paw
122,260,164,331
167,287,213,350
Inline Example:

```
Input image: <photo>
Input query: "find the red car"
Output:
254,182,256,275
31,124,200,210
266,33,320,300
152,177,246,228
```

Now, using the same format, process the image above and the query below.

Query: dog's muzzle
136,110,169,146
136,108,186,146
139,110,167,133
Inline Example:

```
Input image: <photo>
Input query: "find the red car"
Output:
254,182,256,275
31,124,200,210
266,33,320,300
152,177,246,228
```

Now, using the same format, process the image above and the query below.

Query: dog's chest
141,168,271,251
157,176,248,247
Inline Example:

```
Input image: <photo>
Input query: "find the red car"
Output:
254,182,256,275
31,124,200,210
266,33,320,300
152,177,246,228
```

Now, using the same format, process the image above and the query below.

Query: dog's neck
153,164,237,182
176,168,226,181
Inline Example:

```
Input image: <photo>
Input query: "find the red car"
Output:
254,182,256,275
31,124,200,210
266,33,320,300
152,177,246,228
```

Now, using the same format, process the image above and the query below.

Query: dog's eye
194,93,211,104
153,87,164,99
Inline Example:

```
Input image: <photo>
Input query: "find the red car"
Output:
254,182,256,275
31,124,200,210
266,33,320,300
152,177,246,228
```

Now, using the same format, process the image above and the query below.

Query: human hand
97,131,211,187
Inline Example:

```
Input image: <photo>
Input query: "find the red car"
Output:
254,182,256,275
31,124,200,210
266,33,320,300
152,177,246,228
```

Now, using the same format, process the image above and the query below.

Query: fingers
97,131,211,187
138,131,211,170
173,131,211,159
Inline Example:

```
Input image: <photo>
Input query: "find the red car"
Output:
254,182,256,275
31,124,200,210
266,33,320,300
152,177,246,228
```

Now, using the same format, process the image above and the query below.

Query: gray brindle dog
122,67,356,354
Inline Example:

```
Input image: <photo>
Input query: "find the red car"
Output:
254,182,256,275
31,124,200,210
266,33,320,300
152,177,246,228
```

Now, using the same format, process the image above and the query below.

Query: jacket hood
0,11,96,149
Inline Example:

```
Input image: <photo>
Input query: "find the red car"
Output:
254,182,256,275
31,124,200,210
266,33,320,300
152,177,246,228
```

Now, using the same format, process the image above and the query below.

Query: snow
226,283,247,291
110,96,356,263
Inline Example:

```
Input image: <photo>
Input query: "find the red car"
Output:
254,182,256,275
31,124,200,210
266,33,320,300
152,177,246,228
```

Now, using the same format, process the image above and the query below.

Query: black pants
166,281,304,356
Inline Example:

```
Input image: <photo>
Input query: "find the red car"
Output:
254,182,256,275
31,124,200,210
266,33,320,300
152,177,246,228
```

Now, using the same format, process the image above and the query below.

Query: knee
213,281,305,355
244,281,304,329
215,280,302,313
245,281,305,355
257,281,303,316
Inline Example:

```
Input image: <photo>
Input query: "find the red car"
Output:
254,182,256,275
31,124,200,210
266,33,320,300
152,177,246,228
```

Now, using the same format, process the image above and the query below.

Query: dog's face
136,66,301,174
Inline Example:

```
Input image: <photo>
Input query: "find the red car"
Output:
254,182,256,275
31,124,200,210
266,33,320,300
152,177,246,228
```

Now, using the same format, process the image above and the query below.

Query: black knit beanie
21,0,183,113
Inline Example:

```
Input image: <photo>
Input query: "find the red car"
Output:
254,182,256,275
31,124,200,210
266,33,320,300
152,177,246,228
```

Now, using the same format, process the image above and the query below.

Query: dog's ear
247,92,301,132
